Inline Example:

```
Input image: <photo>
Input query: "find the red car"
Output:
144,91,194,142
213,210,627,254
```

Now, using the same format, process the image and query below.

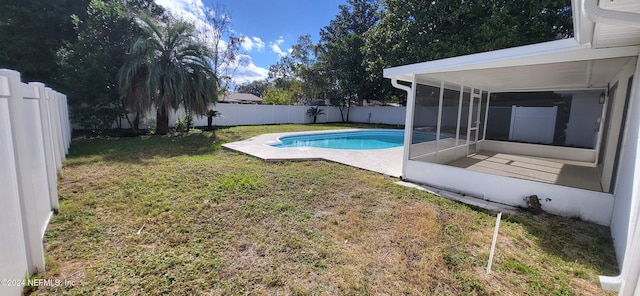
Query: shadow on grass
502,211,619,276
65,123,403,166
66,131,222,165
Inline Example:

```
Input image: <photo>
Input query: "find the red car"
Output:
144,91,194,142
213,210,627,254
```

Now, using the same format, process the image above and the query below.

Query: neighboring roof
220,92,263,103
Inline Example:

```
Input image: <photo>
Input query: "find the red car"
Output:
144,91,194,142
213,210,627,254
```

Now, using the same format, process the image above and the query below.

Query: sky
154,0,347,87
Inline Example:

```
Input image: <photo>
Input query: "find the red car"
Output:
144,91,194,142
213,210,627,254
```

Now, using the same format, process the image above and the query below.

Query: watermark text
1,278,76,287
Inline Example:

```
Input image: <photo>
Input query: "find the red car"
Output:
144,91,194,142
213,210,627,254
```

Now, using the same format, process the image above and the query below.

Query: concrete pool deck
222,129,403,177
223,129,518,214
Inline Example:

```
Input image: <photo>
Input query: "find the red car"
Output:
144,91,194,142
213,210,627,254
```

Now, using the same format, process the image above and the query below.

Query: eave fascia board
383,39,639,79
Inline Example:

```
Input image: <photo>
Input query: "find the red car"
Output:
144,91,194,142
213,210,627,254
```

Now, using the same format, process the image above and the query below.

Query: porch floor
446,151,603,192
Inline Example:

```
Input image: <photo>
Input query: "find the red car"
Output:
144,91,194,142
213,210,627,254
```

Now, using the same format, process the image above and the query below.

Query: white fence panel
111,103,408,129
205,104,405,127
0,74,29,296
0,69,70,296
350,106,407,125
509,105,557,144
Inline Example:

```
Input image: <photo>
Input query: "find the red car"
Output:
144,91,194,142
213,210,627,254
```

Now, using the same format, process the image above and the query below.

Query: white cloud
271,44,287,57
228,54,269,85
154,0,268,87
270,36,289,57
241,36,265,52
155,0,206,25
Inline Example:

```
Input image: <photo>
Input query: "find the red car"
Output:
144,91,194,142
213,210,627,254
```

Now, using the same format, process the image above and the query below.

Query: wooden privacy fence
0,69,71,296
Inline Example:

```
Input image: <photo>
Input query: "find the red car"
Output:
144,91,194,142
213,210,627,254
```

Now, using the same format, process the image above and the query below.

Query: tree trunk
207,116,213,130
313,115,317,124
156,108,170,135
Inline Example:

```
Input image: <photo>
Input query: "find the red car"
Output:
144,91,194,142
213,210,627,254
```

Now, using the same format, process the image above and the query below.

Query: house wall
600,61,638,193
403,160,614,225
413,145,468,164
486,107,512,139
480,140,596,163
565,92,602,148
608,57,640,267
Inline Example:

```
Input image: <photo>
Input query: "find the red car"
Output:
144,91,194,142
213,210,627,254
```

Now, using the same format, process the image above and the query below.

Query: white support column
455,85,464,147
435,80,445,161
483,92,492,141
393,76,416,179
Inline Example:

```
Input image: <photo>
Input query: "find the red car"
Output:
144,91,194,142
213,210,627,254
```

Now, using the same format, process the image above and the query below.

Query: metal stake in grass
486,212,502,274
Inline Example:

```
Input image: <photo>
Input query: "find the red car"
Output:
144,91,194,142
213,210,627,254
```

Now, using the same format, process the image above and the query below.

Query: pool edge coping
222,128,403,177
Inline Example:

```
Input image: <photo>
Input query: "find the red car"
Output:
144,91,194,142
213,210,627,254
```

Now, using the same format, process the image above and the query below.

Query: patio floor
446,151,603,192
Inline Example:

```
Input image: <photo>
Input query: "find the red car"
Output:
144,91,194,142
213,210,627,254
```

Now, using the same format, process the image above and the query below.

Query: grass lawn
28,124,617,295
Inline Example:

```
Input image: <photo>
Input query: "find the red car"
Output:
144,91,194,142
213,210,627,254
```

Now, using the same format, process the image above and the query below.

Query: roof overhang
573,0,640,47
383,38,639,92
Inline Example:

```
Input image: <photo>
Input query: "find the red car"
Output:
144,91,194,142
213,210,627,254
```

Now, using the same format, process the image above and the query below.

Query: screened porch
404,79,605,192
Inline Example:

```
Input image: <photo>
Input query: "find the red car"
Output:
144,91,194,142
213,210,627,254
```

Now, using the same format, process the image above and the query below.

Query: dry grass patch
27,124,617,295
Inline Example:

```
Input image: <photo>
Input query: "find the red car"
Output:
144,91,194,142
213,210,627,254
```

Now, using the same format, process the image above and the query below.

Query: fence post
0,70,31,296
51,91,64,170
30,83,59,210
62,93,71,153
1,69,48,273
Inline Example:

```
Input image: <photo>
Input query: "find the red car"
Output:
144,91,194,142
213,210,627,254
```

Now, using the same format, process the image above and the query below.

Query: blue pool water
271,130,441,150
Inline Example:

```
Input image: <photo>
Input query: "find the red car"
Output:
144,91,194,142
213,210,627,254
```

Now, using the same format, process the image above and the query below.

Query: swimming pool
271,129,441,150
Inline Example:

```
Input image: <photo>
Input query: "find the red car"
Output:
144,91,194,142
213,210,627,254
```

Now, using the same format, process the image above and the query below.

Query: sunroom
384,37,640,226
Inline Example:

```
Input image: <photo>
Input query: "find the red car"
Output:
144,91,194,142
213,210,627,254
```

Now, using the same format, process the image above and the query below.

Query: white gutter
582,0,640,28
580,0,640,294
391,77,415,180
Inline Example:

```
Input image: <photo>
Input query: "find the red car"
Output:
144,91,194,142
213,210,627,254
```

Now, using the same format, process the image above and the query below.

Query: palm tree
206,109,222,130
118,15,217,135
306,106,325,124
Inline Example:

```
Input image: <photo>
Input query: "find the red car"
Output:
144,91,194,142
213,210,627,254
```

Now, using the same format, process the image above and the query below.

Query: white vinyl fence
193,104,408,126
0,69,71,296
115,104,409,129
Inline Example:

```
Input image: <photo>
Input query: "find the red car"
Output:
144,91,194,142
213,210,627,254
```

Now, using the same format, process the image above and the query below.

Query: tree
317,0,380,120
58,0,163,131
118,15,217,135
0,0,90,85
235,79,270,97
363,0,573,99
200,3,243,96
57,0,164,131
263,88,295,105
268,34,328,104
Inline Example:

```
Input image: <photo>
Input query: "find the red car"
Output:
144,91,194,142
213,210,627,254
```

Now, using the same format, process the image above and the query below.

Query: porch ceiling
384,38,639,92
416,56,634,92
